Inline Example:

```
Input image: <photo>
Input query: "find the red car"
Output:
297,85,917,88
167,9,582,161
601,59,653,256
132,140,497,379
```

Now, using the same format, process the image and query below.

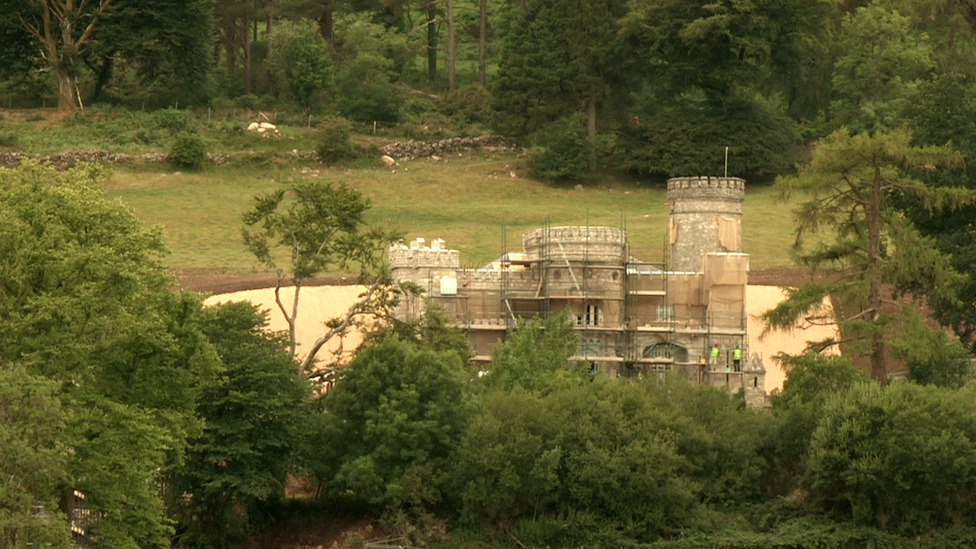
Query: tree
617,0,831,176
13,0,116,111
9,0,214,110
831,3,935,132
491,0,628,144
761,128,973,384
0,365,70,549
621,0,835,110
168,301,312,549
806,382,976,532
277,20,333,113
242,181,396,375
482,309,581,393
321,336,474,512
94,0,215,106
332,12,410,123
0,161,220,548
899,73,976,352
765,353,868,494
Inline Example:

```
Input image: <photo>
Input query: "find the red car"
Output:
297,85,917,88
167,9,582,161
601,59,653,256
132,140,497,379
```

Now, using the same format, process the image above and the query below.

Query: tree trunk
243,8,252,95
317,2,334,48
447,0,456,92
265,3,273,61
587,82,597,171
54,65,79,112
90,53,115,104
868,166,886,384
427,2,437,83
478,0,487,86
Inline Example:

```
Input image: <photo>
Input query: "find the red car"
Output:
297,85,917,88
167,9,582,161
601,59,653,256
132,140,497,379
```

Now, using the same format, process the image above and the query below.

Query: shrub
169,133,208,170
315,116,357,163
153,108,196,134
528,113,590,182
439,85,491,126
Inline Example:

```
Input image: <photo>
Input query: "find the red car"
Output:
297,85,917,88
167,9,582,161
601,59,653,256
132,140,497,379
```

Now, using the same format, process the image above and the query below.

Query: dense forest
6,0,976,548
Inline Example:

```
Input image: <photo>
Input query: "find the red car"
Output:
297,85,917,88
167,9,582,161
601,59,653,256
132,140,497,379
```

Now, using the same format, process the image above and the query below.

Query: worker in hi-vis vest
733,344,742,372
709,344,719,368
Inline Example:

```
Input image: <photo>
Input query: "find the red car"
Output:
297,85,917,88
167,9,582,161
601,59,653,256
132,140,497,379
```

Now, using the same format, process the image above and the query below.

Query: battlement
389,238,460,269
667,176,746,202
523,226,627,262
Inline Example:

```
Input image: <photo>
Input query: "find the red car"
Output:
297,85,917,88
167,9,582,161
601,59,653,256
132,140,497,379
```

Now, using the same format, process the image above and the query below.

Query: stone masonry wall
668,177,745,272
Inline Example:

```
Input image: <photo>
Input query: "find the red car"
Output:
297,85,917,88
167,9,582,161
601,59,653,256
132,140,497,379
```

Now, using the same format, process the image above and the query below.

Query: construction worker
733,344,742,372
709,343,719,369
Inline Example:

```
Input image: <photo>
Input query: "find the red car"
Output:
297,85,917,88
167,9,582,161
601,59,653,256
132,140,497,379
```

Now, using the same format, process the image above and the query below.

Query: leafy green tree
807,382,976,532
8,0,214,110
622,0,835,110
242,181,396,374
831,3,935,132
454,380,703,545
168,301,312,549
761,128,972,383
878,0,976,78
899,73,976,352
554,381,698,542
618,0,830,176
276,20,333,113
0,365,70,549
86,0,215,106
527,113,590,182
0,161,220,548
453,390,566,529
887,306,973,387
617,94,804,177
332,12,410,123
321,336,474,512
482,309,581,393
648,378,770,506
765,353,868,494
491,0,628,143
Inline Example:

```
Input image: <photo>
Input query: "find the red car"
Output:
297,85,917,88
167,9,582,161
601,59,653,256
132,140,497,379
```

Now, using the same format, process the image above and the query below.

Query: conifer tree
761,128,975,384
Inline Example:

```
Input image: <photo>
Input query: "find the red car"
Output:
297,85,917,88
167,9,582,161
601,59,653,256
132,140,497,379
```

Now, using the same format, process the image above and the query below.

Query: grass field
105,151,800,274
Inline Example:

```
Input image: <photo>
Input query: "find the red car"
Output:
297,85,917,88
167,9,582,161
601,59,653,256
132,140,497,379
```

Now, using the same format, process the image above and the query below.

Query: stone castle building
389,176,767,406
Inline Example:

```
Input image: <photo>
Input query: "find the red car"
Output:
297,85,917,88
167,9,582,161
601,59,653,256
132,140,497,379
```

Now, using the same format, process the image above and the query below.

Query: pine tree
761,128,975,384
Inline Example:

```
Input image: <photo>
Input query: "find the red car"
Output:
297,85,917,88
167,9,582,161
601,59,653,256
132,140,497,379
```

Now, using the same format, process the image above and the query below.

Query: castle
389,176,767,406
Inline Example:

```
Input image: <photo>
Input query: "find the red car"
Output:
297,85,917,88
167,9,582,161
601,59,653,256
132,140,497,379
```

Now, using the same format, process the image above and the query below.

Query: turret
667,176,745,272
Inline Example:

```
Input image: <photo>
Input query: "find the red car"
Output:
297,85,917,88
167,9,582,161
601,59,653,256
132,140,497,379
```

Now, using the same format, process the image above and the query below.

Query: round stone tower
667,176,745,272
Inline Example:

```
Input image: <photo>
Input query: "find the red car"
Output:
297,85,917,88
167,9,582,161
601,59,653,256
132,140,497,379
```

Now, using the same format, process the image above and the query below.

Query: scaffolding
407,221,748,379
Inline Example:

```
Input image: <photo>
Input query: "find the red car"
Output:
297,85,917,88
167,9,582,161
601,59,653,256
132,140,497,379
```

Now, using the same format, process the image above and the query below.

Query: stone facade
390,176,767,406
668,176,745,272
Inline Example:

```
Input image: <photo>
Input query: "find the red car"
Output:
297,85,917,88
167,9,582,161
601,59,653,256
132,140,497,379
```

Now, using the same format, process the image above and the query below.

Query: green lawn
106,151,799,274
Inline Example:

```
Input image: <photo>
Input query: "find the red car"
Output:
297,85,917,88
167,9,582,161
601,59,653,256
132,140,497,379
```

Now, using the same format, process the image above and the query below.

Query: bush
440,85,491,126
315,116,357,163
153,108,197,134
169,133,208,170
528,114,590,182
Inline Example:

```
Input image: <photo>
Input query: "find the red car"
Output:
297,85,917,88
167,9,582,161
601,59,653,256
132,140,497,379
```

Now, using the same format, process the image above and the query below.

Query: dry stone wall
0,136,517,169
382,136,517,161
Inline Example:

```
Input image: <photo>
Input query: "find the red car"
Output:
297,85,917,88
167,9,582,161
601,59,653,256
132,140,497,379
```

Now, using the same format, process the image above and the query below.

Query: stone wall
382,136,517,161
522,226,627,262
668,176,746,272
0,136,516,169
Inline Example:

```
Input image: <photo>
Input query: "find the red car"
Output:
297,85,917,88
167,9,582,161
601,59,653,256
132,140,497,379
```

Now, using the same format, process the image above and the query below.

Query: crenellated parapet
667,177,746,203
523,226,627,262
389,238,460,270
